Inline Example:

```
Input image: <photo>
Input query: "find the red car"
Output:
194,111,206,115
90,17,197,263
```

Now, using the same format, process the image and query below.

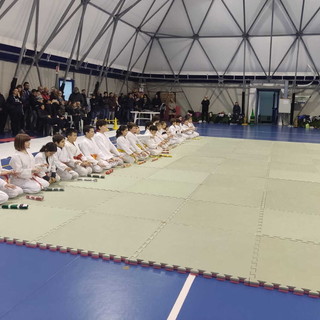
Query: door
256,90,279,124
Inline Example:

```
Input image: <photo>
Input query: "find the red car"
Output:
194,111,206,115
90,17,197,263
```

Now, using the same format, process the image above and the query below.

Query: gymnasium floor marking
167,274,196,320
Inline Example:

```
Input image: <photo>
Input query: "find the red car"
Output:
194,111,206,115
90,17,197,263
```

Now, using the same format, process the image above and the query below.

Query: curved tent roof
0,0,319,78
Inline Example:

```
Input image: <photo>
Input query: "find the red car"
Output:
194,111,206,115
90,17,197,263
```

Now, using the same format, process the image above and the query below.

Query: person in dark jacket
0,91,7,135
126,93,135,122
152,93,162,111
201,96,210,123
7,88,24,136
21,82,31,130
29,89,41,131
68,87,84,106
233,101,241,115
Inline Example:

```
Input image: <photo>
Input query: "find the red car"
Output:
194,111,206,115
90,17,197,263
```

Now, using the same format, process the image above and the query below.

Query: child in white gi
35,142,60,184
64,128,93,176
52,134,79,180
9,134,50,193
0,166,23,203
79,125,112,172
187,116,199,137
145,125,166,156
94,120,124,167
168,118,184,145
126,123,149,160
116,125,140,164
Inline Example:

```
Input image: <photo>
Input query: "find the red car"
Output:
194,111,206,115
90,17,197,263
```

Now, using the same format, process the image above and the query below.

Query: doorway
256,89,280,124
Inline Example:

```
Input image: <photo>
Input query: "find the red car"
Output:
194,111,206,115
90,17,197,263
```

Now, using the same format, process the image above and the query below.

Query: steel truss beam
268,0,275,77
0,0,18,21
14,0,37,78
63,1,90,83
221,0,243,34
78,0,124,67
142,0,176,74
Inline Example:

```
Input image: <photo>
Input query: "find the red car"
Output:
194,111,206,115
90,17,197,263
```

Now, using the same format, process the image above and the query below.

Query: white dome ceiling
0,0,320,78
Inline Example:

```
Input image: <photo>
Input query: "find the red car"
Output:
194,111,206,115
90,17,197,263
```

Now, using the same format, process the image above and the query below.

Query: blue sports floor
0,243,319,320
1,124,320,320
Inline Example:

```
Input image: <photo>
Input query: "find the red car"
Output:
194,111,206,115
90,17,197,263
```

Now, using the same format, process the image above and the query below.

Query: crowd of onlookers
0,81,169,137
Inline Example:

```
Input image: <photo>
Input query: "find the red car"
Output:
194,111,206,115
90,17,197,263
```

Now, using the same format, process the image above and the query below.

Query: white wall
146,82,244,115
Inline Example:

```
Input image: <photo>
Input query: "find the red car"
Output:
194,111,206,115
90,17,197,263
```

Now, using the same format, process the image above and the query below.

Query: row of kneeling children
0,116,199,203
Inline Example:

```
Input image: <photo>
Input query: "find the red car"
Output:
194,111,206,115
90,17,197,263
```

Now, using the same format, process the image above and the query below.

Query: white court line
167,274,196,320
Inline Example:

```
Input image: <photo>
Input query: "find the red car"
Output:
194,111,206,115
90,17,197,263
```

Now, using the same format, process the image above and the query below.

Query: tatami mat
2,136,320,290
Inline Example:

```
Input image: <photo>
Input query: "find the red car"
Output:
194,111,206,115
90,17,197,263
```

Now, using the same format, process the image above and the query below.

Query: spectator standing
201,96,210,123
0,91,7,135
7,88,24,136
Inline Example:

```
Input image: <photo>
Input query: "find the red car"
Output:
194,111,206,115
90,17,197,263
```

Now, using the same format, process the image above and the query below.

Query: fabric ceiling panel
223,0,245,32
199,37,243,74
120,0,167,29
249,0,297,36
43,5,82,59
184,0,213,34
296,35,320,73
200,0,243,36
139,0,173,34
158,0,194,37
142,39,173,74
90,0,120,13
37,0,81,50
0,0,33,48
159,38,194,73
181,40,217,74
110,27,149,72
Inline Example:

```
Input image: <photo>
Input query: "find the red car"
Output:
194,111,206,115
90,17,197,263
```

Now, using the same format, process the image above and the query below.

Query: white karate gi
116,136,136,163
168,125,184,144
188,122,199,137
34,152,60,182
145,135,163,155
0,166,23,203
64,141,93,176
156,131,169,149
54,148,79,180
181,124,196,139
9,151,50,193
126,132,148,160
94,132,123,167
79,137,112,172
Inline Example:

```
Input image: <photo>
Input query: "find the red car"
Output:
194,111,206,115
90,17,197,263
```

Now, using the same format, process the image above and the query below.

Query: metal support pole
241,91,246,115
63,1,89,82
14,0,37,78
268,0,275,77
290,93,295,125
78,0,125,66
0,0,18,21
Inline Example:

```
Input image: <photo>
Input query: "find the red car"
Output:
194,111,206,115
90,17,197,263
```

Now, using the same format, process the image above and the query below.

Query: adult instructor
201,96,210,123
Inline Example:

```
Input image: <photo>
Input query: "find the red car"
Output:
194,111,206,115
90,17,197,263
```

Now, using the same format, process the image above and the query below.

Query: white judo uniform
64,141,93,176
34,152,61,182
0,166,23,203
78,137,112,172
145,135,163,155
54,147,79,180
9,151,50,193
168,125,184,144
94,132,123,167
156,130,169,149
188,122,199,137
181,124,196,139
137,129,151,144
116,136,136,164
126,131,148,160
